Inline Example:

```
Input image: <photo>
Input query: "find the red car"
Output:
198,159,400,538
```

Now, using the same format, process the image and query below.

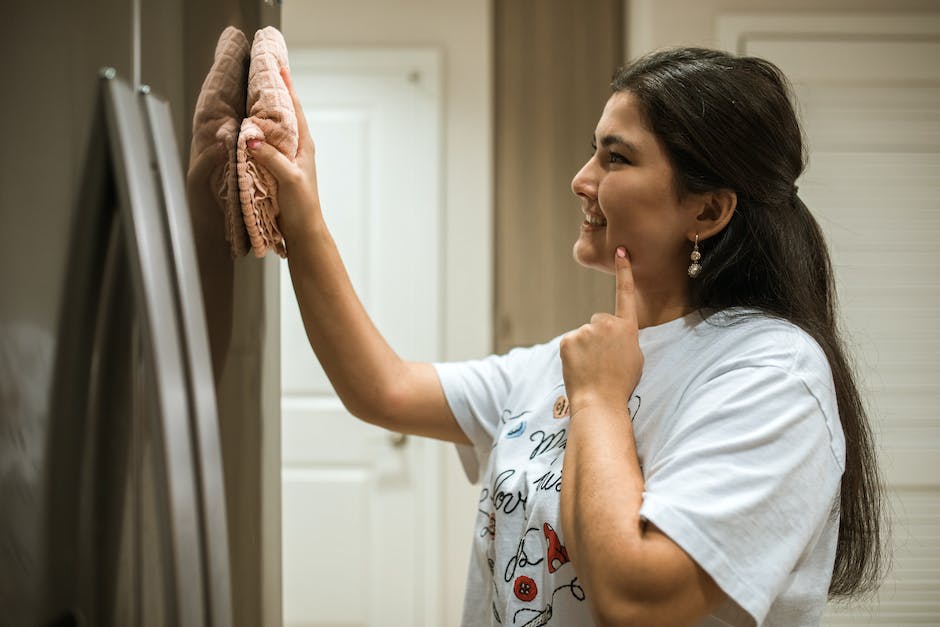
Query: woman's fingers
613,246,637,327
247,136,321,239
281,66,314,154
247,139,296,183
560,247,644,411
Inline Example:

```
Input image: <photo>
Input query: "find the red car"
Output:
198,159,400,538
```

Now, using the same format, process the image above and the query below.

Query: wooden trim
494,0,624,353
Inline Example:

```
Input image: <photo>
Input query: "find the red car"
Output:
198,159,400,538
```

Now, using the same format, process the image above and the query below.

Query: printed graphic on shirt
506,421,527,438
470,383,590,626
482,468,529,517
504,527,545,584
531,467,562,493
527,427,567,461
513,575,538,602
552,395,569,418
542,523,569,573
513,578,586,627
478,510,496,539
488,558,502,623
500,408,532,443
628,393,642,421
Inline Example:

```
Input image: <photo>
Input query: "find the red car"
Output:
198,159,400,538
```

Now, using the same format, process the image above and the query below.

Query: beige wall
281,1,491,622
628,0,940,56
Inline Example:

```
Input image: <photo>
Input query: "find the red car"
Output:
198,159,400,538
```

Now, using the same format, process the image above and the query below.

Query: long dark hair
611,47,884,598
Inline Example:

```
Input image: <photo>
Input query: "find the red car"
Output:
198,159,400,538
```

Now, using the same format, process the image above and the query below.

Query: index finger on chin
613,246,637,325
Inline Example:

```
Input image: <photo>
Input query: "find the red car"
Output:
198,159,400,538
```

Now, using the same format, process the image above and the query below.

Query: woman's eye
608,151,630,165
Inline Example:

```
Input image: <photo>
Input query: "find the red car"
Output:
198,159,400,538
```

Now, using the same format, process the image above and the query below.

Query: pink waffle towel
236,27,297,258
190,26,251,258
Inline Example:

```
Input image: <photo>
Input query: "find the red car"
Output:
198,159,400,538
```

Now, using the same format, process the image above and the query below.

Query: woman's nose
571,157,597,199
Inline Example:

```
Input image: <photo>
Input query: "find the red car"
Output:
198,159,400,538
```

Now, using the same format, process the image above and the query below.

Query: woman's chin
572,242,615,274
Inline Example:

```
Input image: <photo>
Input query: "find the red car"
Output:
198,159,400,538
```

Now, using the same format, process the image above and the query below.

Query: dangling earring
688,234,702,278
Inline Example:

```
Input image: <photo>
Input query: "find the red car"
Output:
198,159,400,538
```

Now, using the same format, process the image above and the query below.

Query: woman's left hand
560,247,644,416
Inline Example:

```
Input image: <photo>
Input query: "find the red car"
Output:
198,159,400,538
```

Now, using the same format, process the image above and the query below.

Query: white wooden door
280,49,444,627
719,14,940,624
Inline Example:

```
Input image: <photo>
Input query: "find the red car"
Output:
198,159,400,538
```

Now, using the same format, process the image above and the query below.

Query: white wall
281,1,491,622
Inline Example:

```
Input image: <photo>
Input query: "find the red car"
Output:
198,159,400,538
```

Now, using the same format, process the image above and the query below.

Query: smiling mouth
583,210,607,228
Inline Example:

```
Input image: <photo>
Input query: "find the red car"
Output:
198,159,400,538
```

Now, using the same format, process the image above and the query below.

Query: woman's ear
690,188,736,241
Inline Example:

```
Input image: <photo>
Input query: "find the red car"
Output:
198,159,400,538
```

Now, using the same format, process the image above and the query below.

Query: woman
248,47,883,626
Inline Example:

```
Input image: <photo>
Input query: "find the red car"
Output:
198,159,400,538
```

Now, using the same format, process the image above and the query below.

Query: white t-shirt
434,309,846,627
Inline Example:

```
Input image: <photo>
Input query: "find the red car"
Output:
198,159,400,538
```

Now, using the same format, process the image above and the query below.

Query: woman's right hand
246,66,322,244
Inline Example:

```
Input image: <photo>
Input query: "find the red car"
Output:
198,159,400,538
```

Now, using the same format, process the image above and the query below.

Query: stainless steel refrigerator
0,1,280,625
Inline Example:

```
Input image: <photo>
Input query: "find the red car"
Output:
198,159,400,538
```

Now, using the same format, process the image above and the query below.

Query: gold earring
688,234,702,278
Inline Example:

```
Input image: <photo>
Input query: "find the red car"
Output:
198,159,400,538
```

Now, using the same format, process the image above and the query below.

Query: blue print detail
506,421,527,438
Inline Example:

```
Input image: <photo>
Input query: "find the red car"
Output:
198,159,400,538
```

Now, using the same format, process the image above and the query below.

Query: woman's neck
633,287,694,329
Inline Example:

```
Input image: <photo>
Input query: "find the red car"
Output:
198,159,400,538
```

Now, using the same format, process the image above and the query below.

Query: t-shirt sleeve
433,344,538,483
638,363,845,626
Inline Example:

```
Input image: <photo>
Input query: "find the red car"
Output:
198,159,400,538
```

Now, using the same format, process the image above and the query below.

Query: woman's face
571,91,701,285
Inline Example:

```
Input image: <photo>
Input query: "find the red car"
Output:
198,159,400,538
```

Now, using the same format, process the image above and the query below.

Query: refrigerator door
41,73,233,627
1,4,278,626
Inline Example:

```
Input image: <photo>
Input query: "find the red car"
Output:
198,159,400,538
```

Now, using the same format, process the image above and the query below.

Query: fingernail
616,246,627,258
247,139,261,150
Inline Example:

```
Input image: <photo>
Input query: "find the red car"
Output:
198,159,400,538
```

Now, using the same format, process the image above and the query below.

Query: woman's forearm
283,215,405,422
282,213,466,443
561,404,648,624
561,403,726,626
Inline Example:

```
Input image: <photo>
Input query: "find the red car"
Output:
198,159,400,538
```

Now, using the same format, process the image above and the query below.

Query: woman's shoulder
692,308,830,377
474,333,564,377
686,308,846,470
505,333,565,360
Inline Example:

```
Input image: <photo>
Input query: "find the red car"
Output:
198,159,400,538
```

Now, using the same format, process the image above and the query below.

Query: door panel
280,49,443,627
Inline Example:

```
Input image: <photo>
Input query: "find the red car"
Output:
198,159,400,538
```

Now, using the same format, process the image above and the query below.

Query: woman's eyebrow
599,134,638,154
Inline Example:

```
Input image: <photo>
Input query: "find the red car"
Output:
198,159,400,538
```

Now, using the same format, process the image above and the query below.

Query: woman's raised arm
247,68,468,444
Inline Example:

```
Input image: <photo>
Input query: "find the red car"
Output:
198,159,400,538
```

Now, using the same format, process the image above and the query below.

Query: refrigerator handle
140,90,234,627
101,71,214,627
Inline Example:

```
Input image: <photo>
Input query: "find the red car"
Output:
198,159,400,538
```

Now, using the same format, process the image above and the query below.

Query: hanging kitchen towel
236,26,297,258
190,26,252,258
